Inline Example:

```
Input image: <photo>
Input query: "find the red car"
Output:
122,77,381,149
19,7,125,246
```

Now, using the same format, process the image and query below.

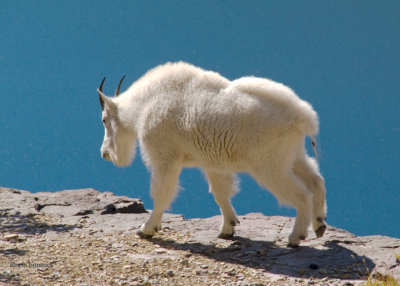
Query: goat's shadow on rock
0,271,22,285
1,209,77,260
0,209,76,236
148,235,374,280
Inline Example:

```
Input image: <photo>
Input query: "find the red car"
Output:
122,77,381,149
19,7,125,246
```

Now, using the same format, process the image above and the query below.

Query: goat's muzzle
101,150,112,161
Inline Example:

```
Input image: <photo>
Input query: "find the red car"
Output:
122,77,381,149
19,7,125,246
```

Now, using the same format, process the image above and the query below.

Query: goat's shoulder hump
137,62,229,91
141,62,204,80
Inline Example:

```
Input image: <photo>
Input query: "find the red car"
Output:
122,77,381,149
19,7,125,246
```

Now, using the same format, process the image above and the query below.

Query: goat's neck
115,92,141,137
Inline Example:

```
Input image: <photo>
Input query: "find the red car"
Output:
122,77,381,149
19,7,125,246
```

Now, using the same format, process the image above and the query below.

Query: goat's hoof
136,229,154,239
136,223,158,238
218,232,234,239
288,233,306,247
287,235,305,248
315,225,327,238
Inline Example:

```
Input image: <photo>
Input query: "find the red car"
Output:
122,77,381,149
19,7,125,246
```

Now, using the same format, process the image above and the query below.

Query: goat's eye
102,119,106,124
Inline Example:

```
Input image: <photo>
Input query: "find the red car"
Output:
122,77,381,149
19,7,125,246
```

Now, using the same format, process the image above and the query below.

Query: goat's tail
296,103,319,161
310,135,319,161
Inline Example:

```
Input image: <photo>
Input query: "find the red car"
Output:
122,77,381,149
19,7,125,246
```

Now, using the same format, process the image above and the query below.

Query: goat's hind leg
293,155,327,238
252,168,313,247
206,171,240,239
137,162,182,238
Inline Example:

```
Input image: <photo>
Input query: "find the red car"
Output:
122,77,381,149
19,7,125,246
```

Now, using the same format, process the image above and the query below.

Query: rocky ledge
0,187,399,285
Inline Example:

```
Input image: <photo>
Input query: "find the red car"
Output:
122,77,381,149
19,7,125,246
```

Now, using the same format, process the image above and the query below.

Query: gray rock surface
1,187,399,284
0,187,146,217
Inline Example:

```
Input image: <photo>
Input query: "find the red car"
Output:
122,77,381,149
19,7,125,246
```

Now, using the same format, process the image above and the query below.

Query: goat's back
129,62,318,167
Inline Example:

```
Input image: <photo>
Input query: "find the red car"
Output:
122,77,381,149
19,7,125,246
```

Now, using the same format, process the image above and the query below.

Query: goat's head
97,76,136,167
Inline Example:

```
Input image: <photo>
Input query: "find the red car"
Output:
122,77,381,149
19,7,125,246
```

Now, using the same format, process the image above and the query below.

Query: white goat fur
98,62,327,247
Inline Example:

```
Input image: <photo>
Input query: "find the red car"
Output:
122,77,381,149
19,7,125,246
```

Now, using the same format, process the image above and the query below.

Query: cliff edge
1,187,399,285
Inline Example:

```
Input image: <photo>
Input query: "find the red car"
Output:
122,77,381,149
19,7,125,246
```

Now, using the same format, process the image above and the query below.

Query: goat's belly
181,146,247,172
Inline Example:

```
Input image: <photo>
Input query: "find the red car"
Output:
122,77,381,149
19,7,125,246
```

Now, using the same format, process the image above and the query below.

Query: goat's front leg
206,171,240,239
137,162,182,238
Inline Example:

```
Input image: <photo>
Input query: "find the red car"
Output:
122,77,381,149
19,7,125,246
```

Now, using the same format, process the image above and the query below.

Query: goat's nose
101,150,109,159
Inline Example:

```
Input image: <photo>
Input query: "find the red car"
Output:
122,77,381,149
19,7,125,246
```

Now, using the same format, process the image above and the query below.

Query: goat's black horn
115,75,126,96
99,77,106,92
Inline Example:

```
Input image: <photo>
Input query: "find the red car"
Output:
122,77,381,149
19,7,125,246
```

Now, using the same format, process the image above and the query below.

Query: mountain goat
97,62,327,247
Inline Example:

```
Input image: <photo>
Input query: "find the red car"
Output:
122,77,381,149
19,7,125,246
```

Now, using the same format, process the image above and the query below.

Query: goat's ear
99,92,105,110
98,89,116,111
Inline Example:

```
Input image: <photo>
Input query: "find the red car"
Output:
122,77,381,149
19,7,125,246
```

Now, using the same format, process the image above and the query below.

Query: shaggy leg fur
206,171,240,239
293,154,327,238
137,162,182,238
252,168,313,247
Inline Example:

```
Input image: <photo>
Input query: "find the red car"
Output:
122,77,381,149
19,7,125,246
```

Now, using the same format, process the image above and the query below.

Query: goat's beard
112,142,136,167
